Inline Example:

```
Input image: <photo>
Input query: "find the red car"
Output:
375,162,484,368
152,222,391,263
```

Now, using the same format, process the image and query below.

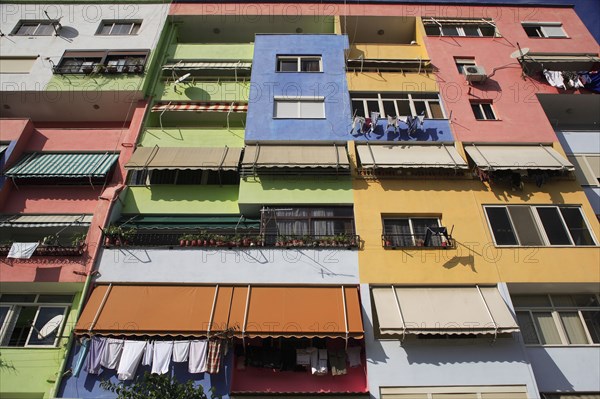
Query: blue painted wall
246,34,353,142
58,341,232,398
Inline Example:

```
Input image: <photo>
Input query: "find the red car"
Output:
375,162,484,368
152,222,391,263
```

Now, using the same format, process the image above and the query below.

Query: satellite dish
510,48,530,59
37,314,64,339
174,73,190,84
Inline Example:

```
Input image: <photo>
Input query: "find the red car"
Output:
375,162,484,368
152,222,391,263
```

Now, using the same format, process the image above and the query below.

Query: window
455,57,476,74
12,20,56,36
97,20,141,35
129,169,239,186
0,294,73,347
471,101,497,120
55,50,149,74
484,205,596,247
382,217,446,247
261,207,355,239
273,97,325,118
350,92,445,119
423,18,498,37
568,154,600,187
276,56,322,72
513,294,600,346
522,22,567,38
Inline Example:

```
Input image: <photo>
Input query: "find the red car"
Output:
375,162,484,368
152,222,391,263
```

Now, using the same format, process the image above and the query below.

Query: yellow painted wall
351,144,600,285
347,71,439,92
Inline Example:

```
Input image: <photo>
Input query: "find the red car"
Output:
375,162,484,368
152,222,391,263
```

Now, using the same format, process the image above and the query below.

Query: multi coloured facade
1,1,598,399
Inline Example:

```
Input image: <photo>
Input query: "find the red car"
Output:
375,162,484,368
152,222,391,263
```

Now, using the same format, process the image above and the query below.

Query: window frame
55,50,149,75
0,294,72,348
484,205,597,247
350,92,446,119
382,216,443,247
521,22,568,38
273,97,326,119
514,294,600,346
11,20,57,36
96,20,142,36
423,18,499,37
455,57,477,74
276,55,323,72
470,101,497,120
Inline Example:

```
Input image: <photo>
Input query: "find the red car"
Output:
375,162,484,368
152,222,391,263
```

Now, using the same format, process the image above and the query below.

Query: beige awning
372,286,519,336
0,214,93,227
125,147,242,171
465,145,574,171
241,144,349,169
357,143,467,169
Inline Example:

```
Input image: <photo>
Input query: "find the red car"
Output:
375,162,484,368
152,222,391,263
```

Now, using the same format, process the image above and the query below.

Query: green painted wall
238,177,354,205
139,128,245,148
123,186,241,214
46,74,145,92
0,289,83,399
171,44,254,61
158,81,250,102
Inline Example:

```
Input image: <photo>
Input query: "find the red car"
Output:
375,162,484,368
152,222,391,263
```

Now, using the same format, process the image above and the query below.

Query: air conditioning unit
464,65,487,83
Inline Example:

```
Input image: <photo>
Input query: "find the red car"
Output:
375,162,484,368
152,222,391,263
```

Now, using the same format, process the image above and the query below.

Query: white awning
372,286,520,336
241,144,350,169
163,62,252,70
357,143,467,169
465,145,574,171
0,214,93,227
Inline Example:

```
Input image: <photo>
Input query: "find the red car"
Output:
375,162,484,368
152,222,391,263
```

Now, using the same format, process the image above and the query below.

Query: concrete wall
360,283,540,399
245,34,352,142
95,248,359,284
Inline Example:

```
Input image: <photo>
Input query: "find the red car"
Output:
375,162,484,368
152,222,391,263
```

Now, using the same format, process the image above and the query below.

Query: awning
4,152,120,178
151,102,248,113
75,285,363,339
124,146,242,171
464,145,574,171
372,286,519,336
163,61,252,70
119,215,260,230
0,214,93,227
241,144,350,169
357,143,468,169
520,53,600,73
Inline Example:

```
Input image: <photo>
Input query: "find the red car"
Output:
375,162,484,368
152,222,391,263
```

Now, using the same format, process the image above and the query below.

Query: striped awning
4,152,120,178
163,61,252,70
0,214,93,227
125,146,242,171
151,102,248,113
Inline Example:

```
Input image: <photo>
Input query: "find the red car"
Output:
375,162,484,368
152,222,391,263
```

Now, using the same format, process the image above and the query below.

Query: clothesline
543,69,600,92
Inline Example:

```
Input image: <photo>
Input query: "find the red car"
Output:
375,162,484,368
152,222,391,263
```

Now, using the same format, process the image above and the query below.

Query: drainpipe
49,185,125,398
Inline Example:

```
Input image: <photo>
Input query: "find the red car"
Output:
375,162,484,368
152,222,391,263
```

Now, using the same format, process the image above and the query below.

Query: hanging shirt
543,69,566,89
117,340,147,380
329,349,347,376
206,340,222,374
152,341,174,375
188,340,209,373
296,349,311,366
100,338,124,370
346,346,362,367
142,341,154,366
73,338,90,377
172,340,190,362
84,336,107,375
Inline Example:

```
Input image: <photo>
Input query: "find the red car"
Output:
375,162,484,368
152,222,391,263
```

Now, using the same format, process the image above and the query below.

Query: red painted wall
0,101,147,283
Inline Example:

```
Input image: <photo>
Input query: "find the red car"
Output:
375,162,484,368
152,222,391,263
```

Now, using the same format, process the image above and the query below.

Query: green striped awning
4,152,120,178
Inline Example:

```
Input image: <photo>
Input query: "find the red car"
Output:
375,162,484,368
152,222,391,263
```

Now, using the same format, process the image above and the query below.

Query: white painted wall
360,283,541,399
0,3,168,91
95,248,360,284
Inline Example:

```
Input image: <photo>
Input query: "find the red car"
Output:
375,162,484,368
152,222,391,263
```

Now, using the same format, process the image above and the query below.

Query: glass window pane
1,294,37,303
559,312,588,344
7,306,37,347
536,207,572,245
300,59,320,72
572,295,600,307
471,104,484,120
384,219,411,247
479,26,496,37
441,26,460,36
299,101,324,118
0,306,10,331
559,207,595,246
27,307,65,346
429,102,444,119
366,100,380,116
397,101,412,117
278,59,297,72
523,25,542,37
99,24,112,34
532,312,562,344
462,26,481,37
16,23,37,35
582,310,600,343
274,100,298,118
512,295,552,307
508,206,544,246
485,207,518,245
381,93,408,99
35,24,55,36
482,103,496,120
111,23,131,35
382,100,396,117
351,100,365,118
412,218,441,247
542,25,566,38
36,295,74,304
131,23,141,35
424,25,441,36
412,93,439,100
413,101,427,117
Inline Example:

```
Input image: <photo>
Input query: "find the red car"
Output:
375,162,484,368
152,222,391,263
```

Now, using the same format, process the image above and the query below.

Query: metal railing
53,63,145,75
381,233,454,249
0,244,85,257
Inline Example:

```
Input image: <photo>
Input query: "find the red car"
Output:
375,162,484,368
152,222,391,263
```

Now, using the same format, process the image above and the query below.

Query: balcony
53,62,145,75
0,243,85,257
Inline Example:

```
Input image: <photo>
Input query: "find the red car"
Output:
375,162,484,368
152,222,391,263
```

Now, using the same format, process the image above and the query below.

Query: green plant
103,225,121,238
71,233,87,247
101,372,215,399
121,228,137,241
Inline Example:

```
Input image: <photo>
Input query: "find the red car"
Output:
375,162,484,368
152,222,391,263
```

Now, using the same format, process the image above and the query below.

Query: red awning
151,102,248,113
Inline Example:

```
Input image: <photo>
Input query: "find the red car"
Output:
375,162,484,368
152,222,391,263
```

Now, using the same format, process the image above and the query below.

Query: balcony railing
0,243,85,257
102,232,360,249
53,63,145,75
381,232,454,249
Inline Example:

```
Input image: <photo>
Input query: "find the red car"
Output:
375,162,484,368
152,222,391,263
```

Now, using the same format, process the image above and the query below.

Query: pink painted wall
0,101,147,283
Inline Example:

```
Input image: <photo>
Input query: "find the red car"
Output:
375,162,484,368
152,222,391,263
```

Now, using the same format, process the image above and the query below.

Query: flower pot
191,240,198,247
180,240,186,247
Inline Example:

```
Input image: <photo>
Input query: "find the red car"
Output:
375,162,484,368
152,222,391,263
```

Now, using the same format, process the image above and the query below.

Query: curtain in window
582,311,600,343
275,221,308,237
411,218,440,246
274,209,308,217
384,219,411,247
313,220,335,236
559,312,588,344
312,208,335,217
532,312,562,344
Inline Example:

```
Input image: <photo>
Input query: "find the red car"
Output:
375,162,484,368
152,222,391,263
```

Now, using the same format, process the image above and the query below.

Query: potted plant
103,225,121,246
121,228,137,246
71,233,87,248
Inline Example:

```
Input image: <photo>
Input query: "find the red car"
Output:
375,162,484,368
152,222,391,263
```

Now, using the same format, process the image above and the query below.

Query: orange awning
75,285,363,339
